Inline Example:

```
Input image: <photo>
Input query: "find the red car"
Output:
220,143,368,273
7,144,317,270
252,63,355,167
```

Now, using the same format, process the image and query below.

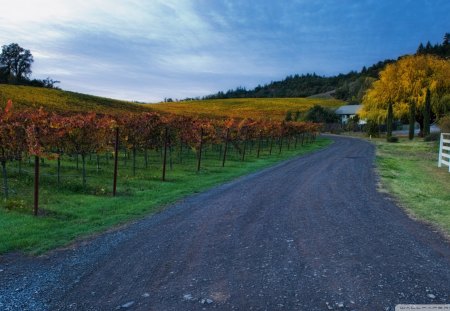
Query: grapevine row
0,100,321,215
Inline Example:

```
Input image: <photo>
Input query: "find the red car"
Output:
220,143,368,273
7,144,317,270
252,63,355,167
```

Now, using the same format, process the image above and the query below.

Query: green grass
0,138,331,254
151,98,344,120
374,137,450,235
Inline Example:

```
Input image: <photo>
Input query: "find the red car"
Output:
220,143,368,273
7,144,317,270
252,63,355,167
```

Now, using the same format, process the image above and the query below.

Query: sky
0,0,449,102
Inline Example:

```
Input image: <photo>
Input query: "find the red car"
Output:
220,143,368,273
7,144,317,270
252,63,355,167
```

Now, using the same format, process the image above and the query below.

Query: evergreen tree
408,101,416,140
386,101,393,140
423,88,431,137
417,42,424,54
425,41,433,53
444,33,449,45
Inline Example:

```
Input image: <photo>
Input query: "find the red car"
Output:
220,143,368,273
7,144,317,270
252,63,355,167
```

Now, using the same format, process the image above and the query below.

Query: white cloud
2,1,282,101
0,0,245,101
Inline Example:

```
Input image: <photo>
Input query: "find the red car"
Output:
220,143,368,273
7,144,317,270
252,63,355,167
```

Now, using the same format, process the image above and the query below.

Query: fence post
197,127,204,172
113,127,119,196
438,133,450,172
33,127,41,216
162,127,168,181
34,155,40,216
241,128,248,161
257,131,262,158
278,136,283,154
222,128,230,167
269,135,274,155
1,161,8,200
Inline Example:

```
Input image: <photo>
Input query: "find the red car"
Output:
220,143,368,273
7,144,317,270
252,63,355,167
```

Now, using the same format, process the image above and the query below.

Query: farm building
335,104,365,124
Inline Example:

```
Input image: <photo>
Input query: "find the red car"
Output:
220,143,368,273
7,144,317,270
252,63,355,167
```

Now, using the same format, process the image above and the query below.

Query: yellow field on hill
0,84,149,114
0,85,344,120
150,98,344,120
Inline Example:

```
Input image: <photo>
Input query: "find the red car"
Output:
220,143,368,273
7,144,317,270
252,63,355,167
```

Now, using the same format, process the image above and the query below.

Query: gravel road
1,135,450,311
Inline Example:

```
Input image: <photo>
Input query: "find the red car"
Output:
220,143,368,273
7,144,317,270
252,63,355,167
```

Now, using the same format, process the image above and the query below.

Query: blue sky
0,0,448,102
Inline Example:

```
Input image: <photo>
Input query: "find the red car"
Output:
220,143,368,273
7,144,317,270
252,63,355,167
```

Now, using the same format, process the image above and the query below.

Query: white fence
438,133,450,172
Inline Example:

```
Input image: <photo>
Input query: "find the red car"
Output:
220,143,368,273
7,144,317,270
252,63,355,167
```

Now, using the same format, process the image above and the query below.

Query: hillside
151,97,344,120
0,84,150,114
0,84,343,120
201,60,395,102
201,34,449,102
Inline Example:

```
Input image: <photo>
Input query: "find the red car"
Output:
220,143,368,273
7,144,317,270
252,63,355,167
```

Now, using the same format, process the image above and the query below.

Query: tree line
416,33,450,58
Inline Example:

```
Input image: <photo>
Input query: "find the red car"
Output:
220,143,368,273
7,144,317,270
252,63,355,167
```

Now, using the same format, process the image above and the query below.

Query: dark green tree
423,88,431,137
304,105,339,123
425,41,433,53
416,43,424,54
284,111,293,121
386,101,393,140
0,43,34,83
408,101,416,140
444,33,449,45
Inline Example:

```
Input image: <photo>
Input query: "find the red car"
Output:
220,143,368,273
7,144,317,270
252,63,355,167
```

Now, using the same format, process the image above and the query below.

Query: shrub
344,116,362,132
387,136,399,143
3,199,27,212
323,123,342,134
365,120,380,137
92,186,108,196
304,105,339,123
438,114,450,133
424,132,440,142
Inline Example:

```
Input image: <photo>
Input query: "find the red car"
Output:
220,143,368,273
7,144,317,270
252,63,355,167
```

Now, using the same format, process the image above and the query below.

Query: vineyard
0,84,150,114
0,84,344,120
0,99,327,253
152,97,344,120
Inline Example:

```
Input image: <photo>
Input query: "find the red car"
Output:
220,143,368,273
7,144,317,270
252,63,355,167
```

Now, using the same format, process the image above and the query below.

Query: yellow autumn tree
361,54,450,132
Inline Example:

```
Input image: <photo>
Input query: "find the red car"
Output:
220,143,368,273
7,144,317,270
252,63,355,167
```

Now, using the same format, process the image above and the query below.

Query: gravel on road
1,135,449,311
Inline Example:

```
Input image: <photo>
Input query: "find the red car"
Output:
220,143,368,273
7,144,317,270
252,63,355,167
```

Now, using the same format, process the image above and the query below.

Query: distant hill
202,60,394,102
0,84,151,114
201,33,449,103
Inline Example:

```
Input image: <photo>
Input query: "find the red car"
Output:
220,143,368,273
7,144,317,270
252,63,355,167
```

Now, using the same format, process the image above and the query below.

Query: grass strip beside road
0,138,331,255
375,137,450,235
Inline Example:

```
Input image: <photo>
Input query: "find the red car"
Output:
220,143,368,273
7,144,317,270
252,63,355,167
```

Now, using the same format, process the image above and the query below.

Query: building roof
335,104,362,115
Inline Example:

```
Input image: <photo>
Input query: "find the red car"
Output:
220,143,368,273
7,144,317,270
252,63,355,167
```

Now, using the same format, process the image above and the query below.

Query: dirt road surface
1,136,449,310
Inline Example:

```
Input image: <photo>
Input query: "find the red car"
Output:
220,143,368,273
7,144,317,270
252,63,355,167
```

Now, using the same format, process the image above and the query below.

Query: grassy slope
0,138,331,254
0,84,150,114
375,137,450,235
1,85,343,120
150,98,344,120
